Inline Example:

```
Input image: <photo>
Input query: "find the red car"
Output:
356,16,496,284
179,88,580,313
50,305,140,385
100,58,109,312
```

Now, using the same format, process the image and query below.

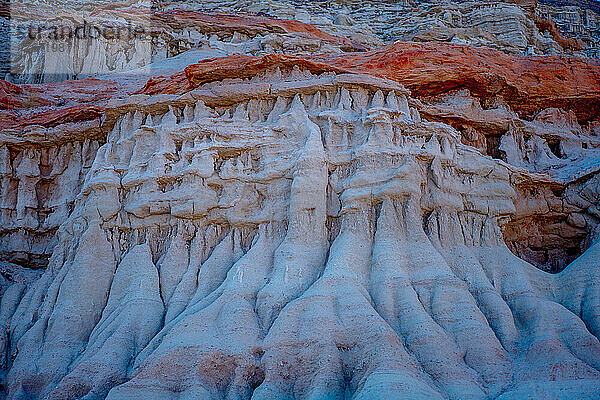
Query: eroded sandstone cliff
0,1,599,399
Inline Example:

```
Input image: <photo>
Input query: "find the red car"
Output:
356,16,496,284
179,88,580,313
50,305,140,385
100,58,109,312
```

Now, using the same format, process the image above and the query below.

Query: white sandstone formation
0,65,599,400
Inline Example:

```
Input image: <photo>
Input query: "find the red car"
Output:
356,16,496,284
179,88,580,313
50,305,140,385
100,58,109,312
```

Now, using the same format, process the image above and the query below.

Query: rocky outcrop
8,0,599,87
391,1,561,55
6,2,367,84
540,0,600,14
0,139,101,277
0,50,599,398
3,39,599,275
537,1,600,58
151,10,368,53
535,16,585,51
318,42,600,121
138,43,600,121
181,0,592,56
6,0,599,86
1,1,600,399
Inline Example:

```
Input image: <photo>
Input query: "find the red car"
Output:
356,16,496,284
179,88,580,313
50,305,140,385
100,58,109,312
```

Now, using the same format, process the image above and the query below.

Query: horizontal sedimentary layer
1,6,600,397
1,61,599,400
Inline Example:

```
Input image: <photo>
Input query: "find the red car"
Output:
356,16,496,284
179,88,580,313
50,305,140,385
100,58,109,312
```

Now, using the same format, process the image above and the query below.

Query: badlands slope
1,1,600,399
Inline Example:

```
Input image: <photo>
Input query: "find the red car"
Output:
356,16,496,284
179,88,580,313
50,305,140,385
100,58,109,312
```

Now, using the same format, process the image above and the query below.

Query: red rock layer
164,42,600,121
0,80,53,110
0,79,122,130
4,42,600,130
138,54,349,95
316,42,600,121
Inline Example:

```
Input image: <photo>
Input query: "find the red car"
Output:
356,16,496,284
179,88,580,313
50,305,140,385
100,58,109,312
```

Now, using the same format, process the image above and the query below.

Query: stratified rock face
164,0,594,57
1,1,600,400
5,0,599,86
0,62,599,400
0,140,100,284
6,1,367,84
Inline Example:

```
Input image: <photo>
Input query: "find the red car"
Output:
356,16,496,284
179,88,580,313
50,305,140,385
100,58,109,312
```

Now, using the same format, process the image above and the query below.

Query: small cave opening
551,187,564,197
546,138,563,158
502,217,588,273
500,182,594,273
486,135,503,160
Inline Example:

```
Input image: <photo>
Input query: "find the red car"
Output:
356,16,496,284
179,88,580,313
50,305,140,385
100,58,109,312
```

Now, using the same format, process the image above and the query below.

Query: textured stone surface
168,0,596,56
138,43,600,121
7,2,367,84
7,0,599,86
0,1,600,399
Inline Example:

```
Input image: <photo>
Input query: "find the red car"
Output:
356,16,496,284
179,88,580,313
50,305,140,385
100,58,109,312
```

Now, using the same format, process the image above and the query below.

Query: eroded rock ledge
0,47,599,399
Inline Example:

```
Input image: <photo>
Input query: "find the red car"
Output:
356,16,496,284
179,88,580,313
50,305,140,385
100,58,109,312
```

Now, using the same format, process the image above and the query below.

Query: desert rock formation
0,0,600,399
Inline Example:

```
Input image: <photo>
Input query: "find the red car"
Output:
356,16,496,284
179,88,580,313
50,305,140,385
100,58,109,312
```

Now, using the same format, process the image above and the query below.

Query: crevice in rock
547,138,563,158
502,180,595,273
